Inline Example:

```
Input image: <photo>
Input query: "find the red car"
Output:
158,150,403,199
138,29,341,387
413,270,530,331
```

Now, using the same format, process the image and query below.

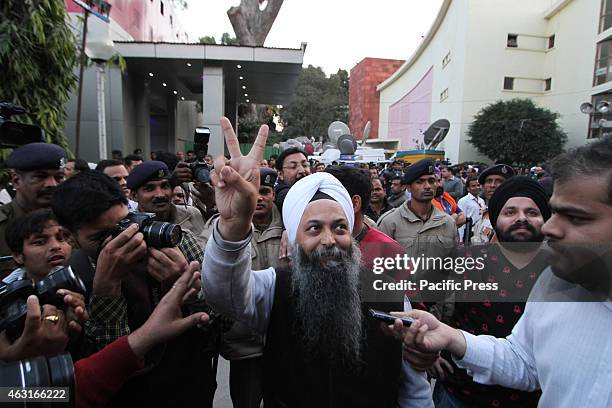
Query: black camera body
0,266,86,341
189,161,210,183
112,212,182,249
0,102,44,148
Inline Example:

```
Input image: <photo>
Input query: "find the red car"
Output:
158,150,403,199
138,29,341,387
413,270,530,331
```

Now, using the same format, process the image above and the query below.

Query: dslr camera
112,212,182,248
0,102,44,148
0,353,74,407
189,126,211,183
0,267,86,341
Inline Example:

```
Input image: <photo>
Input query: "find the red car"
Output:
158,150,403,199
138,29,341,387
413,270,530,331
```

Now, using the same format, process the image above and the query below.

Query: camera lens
141,221,182,248
194,166,210,183
0,353,74,388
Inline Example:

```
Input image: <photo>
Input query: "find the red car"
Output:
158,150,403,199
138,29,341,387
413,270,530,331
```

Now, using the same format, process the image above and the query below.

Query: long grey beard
291,241,363,368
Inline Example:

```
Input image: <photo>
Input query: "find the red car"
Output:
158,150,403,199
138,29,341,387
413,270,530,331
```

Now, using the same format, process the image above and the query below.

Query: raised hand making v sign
210,117,269,242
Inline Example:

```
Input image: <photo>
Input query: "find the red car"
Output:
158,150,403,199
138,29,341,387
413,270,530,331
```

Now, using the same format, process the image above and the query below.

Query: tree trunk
227,0,284,46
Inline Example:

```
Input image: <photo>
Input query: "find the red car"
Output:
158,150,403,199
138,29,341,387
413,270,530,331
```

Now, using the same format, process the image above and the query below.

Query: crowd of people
0,117,609,407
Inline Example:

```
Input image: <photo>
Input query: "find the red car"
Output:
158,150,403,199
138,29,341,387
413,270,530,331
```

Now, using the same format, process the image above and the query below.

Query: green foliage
467,98,567,166
280,65,349,140
0,0,78,150
198,32,239,45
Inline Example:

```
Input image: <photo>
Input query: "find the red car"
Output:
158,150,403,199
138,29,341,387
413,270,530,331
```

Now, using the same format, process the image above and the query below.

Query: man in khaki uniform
201,167,285,408
377,158,457,259
0,143,66,277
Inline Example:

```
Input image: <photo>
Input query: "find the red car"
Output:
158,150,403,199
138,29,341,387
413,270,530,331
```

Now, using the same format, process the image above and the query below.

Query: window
507,34,518,48
440,88,449,102
170,15,173,27
588,93,612,138
160,1,164,15
600,0,612,32
442,51,451,68
503,77,514,90
544,78,552,91
594,40,612,86
548,35,555,49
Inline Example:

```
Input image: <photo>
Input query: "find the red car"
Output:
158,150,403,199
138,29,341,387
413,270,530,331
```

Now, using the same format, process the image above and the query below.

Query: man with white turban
201,118,433,408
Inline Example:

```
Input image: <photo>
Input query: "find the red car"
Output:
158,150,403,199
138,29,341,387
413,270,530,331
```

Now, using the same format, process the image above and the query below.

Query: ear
129,190,138,201
12,252,24,266
11,171,22,190
277,170,285,181
351,195,362,214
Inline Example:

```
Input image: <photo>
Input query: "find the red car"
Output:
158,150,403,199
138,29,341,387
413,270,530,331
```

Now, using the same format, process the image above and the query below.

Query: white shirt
202,221,433,408
456,268,612,407
457,193,485,240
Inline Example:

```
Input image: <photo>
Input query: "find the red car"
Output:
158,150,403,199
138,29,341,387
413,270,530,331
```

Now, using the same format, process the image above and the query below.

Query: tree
227,0,284,46
280,66,349,140
0,0,78,149
467,98,567,165
198,33,238,45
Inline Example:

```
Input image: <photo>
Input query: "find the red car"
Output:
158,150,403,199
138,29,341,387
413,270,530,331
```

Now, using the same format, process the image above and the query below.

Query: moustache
152,197,169,204
508,221,536,234
37,187,56,197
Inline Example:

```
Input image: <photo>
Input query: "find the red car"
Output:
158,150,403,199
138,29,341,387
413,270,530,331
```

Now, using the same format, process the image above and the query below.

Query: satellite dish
320,148,341,164
327,121,350,145
362,121,372,145
337,134,357,155
580,102,594,114
283,139,304,150
423,119,450,150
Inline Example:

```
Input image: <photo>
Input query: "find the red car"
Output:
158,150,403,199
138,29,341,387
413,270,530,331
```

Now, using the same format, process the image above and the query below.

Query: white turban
282,172,354,244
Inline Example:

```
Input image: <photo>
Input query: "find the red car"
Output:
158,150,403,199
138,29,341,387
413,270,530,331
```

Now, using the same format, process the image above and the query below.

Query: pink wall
388,67,433,149
66,0,185,42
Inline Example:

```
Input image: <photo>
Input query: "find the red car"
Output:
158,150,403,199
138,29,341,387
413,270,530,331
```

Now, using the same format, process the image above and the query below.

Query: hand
56,289,89,335
401,343,440,372
211,117,268,241
382,310,467,358
192,181,216,209
170,162,193,186
127,262,209,359
427,356,455,380
0,296,69,361
94,224,147,296
147,247,188,285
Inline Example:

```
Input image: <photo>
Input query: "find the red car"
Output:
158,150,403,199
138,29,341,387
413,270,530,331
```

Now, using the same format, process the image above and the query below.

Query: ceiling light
186,62,192,67
239,76,244,80
246,99,250,103
148,72,154,77
173,90,178,95
237,64,242,69
180,96,185,100
242,85,246,89
162,82,167,87
244,93,248,97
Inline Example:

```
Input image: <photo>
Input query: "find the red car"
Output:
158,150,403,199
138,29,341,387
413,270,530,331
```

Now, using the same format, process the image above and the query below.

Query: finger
212,155,228,187
160,247,186,264
165,269,198,302
440,357,454,374
182,288,197,303
247,124,269,161
173,312,210,334
106,224,139,250
434,363,445,380
148,248,173,266
68,321,83,335
415,323,429,348
221,117,242,159
24,295,42,332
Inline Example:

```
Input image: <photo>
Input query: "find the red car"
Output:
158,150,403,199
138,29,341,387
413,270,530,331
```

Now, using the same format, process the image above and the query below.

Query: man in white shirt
389,136,612,407
457,176,485,241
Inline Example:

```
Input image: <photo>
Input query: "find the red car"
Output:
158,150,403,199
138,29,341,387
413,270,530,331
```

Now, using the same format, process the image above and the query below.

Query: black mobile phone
368,309,413,327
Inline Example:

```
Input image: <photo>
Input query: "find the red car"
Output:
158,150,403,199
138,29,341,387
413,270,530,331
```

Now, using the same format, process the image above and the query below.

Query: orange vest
432,192,457,215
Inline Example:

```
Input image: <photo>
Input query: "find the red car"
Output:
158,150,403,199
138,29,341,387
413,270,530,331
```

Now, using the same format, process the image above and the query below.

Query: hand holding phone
368,309,413,327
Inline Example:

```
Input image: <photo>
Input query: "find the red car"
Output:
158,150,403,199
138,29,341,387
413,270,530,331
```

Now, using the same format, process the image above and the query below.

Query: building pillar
202,65,225,157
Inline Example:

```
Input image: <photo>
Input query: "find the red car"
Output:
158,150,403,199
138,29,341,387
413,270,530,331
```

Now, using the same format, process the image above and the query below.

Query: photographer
127,161,207,251
52,171,219,407
0,143,67,277
2,264,208,408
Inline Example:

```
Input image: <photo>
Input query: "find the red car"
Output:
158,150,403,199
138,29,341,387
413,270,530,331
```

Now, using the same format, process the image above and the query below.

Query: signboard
72,0,112,23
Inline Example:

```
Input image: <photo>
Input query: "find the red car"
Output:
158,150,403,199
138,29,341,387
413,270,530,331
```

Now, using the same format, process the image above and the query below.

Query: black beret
403,158,436,184
478,164,515,185
6,143,67,172
260,168,277,188
126,160,170,190
488,176,551,229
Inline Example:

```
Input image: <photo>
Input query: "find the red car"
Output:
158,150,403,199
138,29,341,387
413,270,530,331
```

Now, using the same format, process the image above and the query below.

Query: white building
377,0,608,164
